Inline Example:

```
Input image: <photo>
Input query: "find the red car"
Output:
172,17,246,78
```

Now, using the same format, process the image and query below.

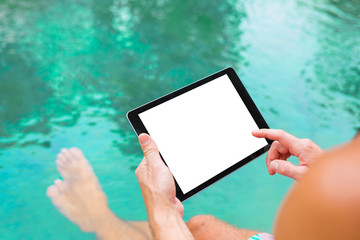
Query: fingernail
252,130,259,134
272,162,279,172
139,134,150,145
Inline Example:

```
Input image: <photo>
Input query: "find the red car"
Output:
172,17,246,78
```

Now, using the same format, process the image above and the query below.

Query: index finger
252,129,302,155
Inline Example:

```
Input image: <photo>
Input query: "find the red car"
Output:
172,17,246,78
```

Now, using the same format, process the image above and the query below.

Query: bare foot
47,148,152,239
46,148,109,232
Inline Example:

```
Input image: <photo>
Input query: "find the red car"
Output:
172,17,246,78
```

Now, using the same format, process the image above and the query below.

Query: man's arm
136,133,194,240
274,135,360,239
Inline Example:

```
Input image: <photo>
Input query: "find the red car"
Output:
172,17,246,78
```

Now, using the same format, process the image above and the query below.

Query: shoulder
274,139,360,240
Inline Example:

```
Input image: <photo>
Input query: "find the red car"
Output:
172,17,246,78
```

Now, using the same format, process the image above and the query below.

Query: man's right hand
252,129,324,181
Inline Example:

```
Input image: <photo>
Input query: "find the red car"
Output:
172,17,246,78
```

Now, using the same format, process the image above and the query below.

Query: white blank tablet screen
139,74,267,194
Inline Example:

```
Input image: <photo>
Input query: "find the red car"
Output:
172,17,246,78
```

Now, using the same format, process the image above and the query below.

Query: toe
54,179,64,193
57,153,67,164
61,148,74,162
47,184,65,209
56,158,65,168
69,147,86,161
56,164,67,178
46,185,59,198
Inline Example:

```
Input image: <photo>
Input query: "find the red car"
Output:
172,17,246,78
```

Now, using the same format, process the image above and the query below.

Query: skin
136,133,193,240
46,148,151,240
274,134,360,239
133,130,326,239
46,138,259,240
137,129,360,239
47,128,360,239
136,133,260,240
252,129,324,180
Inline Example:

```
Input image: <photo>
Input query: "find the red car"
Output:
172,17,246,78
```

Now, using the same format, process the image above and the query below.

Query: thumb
270,160,306,181
138,133,163,166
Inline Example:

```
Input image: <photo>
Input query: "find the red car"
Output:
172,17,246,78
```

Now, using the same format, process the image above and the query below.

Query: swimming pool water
0,0,359,238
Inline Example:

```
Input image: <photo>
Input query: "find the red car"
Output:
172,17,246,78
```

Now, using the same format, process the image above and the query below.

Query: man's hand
252,129,324,181
136,133,183,216
136,133,194,240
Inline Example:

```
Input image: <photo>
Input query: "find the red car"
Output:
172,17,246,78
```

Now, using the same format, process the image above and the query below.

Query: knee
187,215,216,232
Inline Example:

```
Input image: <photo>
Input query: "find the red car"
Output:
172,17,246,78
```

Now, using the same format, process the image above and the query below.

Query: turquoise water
1,0,359,238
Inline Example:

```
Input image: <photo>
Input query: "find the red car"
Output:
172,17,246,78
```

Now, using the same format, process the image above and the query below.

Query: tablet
127,67,272,201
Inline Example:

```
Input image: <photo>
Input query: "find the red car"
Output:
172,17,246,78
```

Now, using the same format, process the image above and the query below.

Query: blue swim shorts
249,233,274,240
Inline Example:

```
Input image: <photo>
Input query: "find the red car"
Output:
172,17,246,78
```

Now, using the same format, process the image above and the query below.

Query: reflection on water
0,0,359,238
0,0,247,154
299,0,360,131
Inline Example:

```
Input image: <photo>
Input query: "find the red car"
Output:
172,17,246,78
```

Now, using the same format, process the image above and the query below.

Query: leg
187,215,260,240
46,148,259,240
46,148,152,240
129,214,260,240
127,215,260,240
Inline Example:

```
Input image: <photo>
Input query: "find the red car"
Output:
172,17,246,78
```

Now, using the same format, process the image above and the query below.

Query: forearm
149,207,194,240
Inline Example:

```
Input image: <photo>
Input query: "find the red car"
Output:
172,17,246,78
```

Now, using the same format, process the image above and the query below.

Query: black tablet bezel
127,67,272,202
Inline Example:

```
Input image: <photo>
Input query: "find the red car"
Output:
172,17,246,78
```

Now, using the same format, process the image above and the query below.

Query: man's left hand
136,133,184,216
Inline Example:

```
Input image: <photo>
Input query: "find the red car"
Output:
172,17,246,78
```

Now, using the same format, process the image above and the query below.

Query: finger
138,133,164,168
267,141,281,175
277,143,289,155
252,129,302,155
270,160,307,181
